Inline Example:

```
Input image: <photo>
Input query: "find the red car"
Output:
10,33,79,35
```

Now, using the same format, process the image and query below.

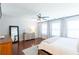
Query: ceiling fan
37,13,49,21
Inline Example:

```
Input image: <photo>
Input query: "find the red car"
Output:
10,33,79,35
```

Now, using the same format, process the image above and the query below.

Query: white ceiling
1,3,79,19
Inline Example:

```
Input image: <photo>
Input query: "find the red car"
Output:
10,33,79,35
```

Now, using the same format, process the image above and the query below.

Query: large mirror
9,26,19,43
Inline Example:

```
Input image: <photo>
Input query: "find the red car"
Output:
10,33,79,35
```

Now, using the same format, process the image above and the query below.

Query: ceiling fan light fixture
37,13,49,21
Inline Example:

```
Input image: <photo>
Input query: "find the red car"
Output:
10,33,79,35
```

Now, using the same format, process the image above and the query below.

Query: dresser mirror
9,26,19,43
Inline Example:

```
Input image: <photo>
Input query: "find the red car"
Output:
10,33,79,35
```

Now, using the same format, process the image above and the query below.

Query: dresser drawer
0,42,12,55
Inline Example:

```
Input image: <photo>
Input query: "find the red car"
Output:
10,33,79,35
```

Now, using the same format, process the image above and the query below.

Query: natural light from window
51,21,61,36
41,22,47,35
67,19,79,38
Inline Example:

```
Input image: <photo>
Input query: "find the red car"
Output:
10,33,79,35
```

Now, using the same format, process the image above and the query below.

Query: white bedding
38,37,79,55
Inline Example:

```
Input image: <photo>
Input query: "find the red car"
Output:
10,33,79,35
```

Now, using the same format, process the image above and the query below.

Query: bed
38,37,79,55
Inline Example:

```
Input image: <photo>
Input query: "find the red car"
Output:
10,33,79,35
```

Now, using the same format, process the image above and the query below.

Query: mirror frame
9,26,19,43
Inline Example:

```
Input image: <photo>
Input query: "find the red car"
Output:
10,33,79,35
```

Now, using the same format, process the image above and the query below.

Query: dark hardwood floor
12,38,44,55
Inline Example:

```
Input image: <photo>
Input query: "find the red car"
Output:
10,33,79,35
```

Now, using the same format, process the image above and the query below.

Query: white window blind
51,21,61,36
41,22,47,35
67,19,79,38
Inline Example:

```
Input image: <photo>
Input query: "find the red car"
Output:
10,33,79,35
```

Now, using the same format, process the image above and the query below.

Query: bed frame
38,49,52,55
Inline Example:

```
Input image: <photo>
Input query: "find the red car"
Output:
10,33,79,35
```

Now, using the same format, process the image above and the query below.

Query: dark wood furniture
0,36,12,55
38,49,52,55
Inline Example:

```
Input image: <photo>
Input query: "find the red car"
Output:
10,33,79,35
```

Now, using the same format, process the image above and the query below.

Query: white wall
0,22,1,32
0,14,37,41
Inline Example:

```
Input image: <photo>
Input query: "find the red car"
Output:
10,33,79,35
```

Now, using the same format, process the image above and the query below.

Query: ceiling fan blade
37,13,41,18
41,16,49,18
43,18,47,20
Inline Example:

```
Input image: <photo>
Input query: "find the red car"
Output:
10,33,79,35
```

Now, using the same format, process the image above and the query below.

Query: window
67,19,79,38
38,15,79,38
41,22,47,35
51,21,61,36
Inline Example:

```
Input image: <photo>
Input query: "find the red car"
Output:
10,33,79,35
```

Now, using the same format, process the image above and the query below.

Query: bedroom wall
0,14,38,41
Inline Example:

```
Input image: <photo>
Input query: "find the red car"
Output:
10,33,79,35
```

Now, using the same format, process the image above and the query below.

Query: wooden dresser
0,36,12,55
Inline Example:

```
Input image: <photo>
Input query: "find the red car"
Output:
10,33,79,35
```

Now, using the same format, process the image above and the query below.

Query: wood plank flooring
12,38,44,55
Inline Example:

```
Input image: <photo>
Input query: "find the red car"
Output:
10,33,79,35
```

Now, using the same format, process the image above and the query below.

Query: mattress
38,37,79,55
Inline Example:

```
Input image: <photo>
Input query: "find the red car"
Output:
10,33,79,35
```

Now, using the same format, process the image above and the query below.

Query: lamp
30,26,36,33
